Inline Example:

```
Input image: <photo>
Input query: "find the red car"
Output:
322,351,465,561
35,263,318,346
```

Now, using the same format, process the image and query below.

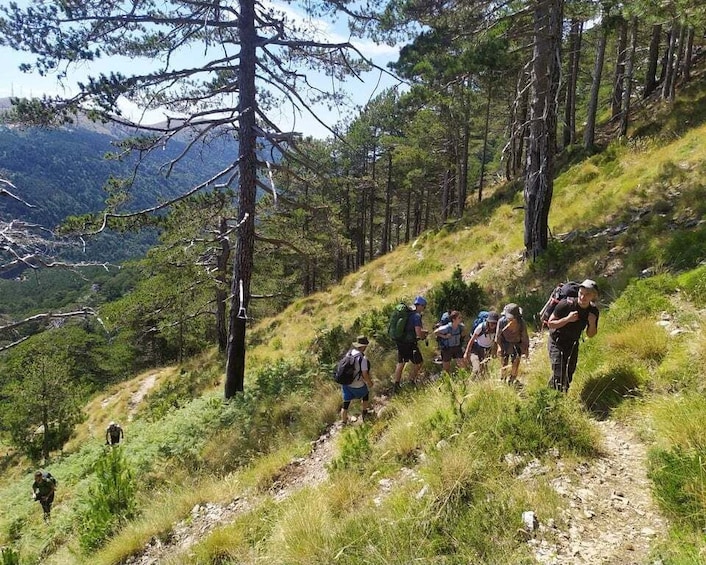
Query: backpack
539,281,580,326
45,472,57,487
388,302,413,341
333,351,360,385
472,310,490,334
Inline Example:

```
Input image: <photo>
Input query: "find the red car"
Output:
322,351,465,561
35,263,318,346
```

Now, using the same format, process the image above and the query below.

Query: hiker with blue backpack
464,310,499,378
546,279,600,392
496,303,529,385
335,336,373,424
432,310,468,373
391,296,429,393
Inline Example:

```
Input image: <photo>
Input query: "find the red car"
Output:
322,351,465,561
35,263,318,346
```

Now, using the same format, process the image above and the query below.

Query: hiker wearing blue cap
546,279,600,392
392,296,428,392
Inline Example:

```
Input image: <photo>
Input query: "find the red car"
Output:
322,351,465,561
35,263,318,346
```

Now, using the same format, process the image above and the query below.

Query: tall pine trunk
584,16,607,150
611,16,627,119
619,17,638,137
563,19,582,148
225,0,258,398
661,23,677,101
683,27,694,82
524,0,563,259
644,24,661,99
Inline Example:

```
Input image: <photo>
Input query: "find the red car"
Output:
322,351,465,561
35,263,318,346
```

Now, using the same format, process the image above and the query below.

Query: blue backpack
472,311,490,334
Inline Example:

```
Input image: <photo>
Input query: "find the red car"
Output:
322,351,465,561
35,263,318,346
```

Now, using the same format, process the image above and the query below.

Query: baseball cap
579,279,598,292
413,296,427,306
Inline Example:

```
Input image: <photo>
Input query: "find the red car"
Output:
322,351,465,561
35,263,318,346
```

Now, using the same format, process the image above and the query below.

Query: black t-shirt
550,298,599,348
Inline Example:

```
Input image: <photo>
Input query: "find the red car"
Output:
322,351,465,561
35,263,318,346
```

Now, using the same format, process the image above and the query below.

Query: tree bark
478,79,492,202
225,0,258,398
670,23,687,101
380,150,392,254
563,19,582,148
661,23,677,101
524,0,563,259
644,24,661,99
611,16,627,119
584,16,607,150
619,17,638,138
683,27,694,82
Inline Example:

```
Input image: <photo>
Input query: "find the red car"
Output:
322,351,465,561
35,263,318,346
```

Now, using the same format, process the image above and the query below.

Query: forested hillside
0,102,237,262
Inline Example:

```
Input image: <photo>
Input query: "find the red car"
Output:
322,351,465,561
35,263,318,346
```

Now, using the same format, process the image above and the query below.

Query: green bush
501,388,597,456
663,226,706,270
0,548,20,565
428,266,486,321
649,446,706,530
329,426,372,472
78,447,137,551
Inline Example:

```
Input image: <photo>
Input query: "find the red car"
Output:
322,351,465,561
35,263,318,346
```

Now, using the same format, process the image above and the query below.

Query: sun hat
503,303,522,320
413,296,427,306
486,311,499,322
353,336,370,348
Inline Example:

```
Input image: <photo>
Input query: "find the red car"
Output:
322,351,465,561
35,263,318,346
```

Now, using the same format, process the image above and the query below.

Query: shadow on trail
578,365,642,419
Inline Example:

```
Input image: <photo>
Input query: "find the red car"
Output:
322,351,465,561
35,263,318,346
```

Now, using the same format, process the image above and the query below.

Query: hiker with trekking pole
546,279,600,392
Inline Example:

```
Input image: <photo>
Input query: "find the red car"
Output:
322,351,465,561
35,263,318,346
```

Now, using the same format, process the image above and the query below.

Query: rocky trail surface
126,394,667,565
528,419,667,564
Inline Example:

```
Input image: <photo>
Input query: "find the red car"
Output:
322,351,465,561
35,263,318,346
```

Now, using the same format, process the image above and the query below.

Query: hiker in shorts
106,421,124,446
464,311,499,378
496,303,529,384
340,336,373,424
32,470,55,522
433,310,468,374
547,279,599,392
393,296,429,392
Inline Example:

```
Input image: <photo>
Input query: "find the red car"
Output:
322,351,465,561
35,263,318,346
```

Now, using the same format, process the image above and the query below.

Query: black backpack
45,472,57,487
333,351,360,385
539,281,580,326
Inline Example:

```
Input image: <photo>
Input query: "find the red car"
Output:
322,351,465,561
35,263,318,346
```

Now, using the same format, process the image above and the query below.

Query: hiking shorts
500,342,523,363
396,341,423,364
342,384,369,402
441,345,464,362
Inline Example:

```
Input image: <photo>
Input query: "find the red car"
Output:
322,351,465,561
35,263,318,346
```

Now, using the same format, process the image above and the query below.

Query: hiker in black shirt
547,279,600,392
106,421,124,446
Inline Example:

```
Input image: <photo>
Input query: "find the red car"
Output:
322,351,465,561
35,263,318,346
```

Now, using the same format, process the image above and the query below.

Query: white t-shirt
348,348,370,388
472,323,494,349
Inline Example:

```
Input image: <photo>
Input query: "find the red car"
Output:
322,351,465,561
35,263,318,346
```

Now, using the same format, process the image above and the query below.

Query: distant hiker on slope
338,336,373,424
433,310,468,374
496,303,529,385
546,279,600,392
392,296,429,393
32,470,56,522
106,421,124,446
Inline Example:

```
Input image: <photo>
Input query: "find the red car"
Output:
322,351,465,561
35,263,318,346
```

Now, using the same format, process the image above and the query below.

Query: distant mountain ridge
0,97,237,262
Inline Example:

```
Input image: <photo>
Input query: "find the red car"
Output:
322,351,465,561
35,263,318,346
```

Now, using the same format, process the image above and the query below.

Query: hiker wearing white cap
546,279,600,392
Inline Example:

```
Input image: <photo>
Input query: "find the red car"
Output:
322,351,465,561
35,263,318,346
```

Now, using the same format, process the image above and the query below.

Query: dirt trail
125,394,667,565
124,422,344,565
530,419,667,564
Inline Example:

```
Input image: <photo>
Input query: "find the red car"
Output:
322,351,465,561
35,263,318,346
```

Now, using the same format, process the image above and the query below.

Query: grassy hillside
2,81,706,563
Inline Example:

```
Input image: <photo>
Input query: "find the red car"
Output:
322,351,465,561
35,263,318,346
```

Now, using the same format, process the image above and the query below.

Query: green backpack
388,303,412,341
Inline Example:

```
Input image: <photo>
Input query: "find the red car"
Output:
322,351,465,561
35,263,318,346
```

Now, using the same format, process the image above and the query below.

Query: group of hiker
30,421,125,521
336,279,600,424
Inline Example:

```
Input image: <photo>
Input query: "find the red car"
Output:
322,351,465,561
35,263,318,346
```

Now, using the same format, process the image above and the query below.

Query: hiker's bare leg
409,362,420,383
508,358,521,383
394,362,406,384
340,407,348,423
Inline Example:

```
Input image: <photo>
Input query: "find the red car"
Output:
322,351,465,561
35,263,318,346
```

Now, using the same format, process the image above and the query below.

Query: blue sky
0,1,404,139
